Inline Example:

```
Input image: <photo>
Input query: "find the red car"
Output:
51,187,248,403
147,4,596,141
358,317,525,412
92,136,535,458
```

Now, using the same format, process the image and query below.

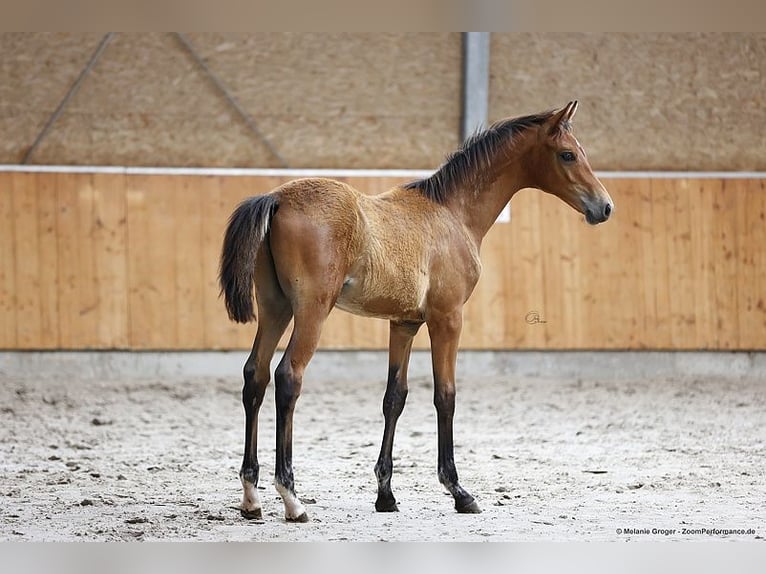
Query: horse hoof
286,512,310,523
240,507,262,520
375,500,400,513
456,499,482,514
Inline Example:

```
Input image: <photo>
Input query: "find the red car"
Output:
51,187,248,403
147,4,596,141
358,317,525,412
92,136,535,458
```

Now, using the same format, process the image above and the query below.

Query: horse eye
560,151,576,162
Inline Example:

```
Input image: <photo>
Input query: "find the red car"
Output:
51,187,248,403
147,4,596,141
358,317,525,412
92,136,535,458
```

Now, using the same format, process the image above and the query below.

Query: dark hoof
286,512,310,523
375,497,400,512
455,498,482,514
240,507,262,520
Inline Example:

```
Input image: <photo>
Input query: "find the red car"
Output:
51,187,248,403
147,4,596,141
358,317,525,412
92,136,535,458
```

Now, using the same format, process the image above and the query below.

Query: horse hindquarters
266,201,352,522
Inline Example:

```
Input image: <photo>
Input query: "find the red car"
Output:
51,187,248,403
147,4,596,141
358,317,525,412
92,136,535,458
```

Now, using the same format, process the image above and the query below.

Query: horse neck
445,154,531,245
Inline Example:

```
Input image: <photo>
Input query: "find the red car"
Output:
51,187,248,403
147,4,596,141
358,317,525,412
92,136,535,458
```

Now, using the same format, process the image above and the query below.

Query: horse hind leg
239,249,293,520
239,299,292,519
273,307,328,523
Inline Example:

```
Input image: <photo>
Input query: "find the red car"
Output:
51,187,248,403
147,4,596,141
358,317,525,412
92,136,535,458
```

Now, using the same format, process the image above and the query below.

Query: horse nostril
604,203,612,218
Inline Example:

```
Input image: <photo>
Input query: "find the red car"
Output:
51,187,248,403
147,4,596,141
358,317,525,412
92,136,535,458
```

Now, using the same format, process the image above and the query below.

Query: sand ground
1,368,764,541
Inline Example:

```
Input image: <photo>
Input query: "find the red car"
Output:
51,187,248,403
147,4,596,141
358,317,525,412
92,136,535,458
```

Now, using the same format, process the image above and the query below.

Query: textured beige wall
490,33,766,170
1,33,103,164
0,33,461,168
2,33,765,169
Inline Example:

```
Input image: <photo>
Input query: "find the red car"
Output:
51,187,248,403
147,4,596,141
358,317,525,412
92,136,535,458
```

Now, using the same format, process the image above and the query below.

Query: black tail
219,194,279,323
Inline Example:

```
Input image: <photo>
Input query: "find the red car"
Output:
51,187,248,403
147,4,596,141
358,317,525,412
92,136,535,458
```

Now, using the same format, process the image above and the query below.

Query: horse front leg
374,320,421,512
427,309,481,514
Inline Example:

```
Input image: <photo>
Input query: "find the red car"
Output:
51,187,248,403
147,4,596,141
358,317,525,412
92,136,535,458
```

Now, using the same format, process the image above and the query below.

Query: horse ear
565,100,578,122
548,101,577,135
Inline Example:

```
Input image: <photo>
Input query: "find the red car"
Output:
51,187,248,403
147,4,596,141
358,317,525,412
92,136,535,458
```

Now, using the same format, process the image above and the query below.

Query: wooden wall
1,171,765,350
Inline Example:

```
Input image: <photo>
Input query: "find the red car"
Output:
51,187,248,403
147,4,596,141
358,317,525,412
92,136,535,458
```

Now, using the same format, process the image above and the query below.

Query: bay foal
220,101,613,522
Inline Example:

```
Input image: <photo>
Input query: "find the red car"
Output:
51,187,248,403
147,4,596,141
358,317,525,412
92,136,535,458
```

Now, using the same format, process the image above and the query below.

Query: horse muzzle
585,201,613,225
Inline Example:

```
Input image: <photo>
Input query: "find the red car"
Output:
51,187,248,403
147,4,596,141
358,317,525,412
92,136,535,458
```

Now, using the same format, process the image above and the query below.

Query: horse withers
219,101,613,522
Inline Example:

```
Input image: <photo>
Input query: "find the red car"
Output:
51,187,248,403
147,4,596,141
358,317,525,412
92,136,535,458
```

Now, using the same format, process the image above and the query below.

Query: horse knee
240,462,259,484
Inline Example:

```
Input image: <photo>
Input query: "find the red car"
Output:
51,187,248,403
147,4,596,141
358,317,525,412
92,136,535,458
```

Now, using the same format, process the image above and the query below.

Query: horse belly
335,274,426,322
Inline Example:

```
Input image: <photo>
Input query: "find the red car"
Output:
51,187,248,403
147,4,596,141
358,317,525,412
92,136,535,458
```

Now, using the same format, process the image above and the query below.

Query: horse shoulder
421,213,483,312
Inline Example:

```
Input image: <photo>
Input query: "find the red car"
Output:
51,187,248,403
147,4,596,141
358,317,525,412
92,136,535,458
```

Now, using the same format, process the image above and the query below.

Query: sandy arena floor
1,367,764,541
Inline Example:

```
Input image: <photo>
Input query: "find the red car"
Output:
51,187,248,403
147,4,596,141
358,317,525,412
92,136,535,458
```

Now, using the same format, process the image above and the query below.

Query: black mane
404,111,560,203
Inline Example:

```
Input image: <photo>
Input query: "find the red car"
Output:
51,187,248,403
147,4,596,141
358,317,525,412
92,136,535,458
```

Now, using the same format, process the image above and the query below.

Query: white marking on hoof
240,475,262,517
275,482,308,522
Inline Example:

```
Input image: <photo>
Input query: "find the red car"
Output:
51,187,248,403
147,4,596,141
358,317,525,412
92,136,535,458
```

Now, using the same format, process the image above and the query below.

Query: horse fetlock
275,482,308,523
240,465,259,485
374,460,392,483
374,462,398,511
437,467,459,489
240,474,262,518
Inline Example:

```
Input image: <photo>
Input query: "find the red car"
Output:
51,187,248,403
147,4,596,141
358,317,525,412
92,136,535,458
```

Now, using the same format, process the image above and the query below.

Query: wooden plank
173,176,206,349
632,177,659,348
125,178,149,348
611,177,652,349
710,179,740,349
554,195,582,348
126,175,177,348
91,173,129,348
78,176,99,348
688,179,715,348
36,173,61,349
54,174,77,348
615,180,649,348
56,173,99,348
506,189,546,348
735,178,765,349
201,175,230,350
11,173,42,347
0,173,17,348
646,178,674,348
537,191,569,347
666,179,697,348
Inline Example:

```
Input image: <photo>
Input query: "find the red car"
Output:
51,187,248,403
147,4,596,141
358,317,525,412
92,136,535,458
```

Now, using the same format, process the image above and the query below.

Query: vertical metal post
461,32,491,142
